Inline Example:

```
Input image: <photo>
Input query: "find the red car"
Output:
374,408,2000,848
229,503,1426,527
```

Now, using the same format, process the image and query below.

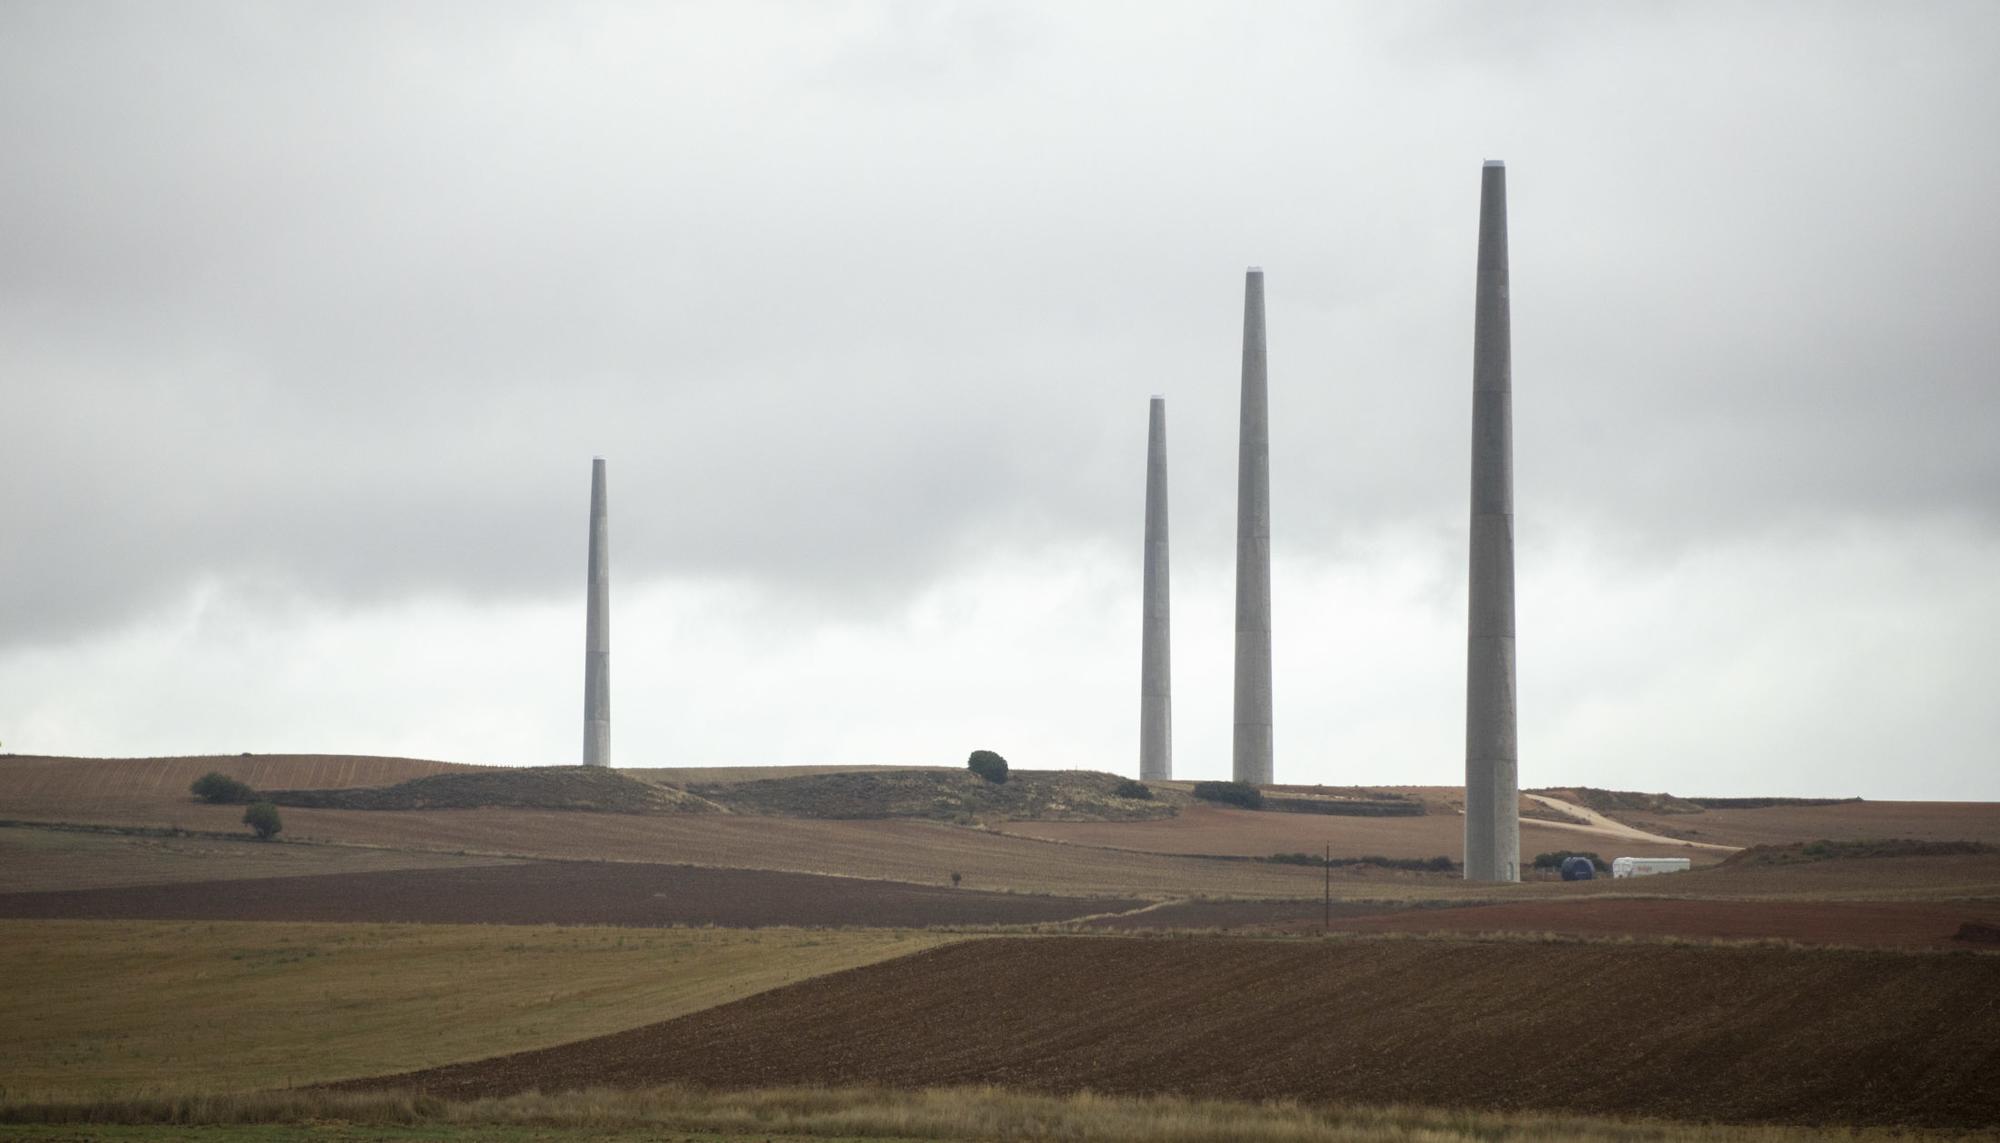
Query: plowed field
1092,895,2000,947
1320,897,2000,947
0,861,1138,928
343,936,2000,1128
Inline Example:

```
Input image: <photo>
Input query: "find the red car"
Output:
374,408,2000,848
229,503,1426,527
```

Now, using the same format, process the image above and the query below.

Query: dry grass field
0,920,952,1099
0,1087,1949,1143
0,753,482,803
0,861,1140,927
997,800,1726,865
1607,799,2000,848
0,826,519,893
11,800,1340,898
344,935,2000,1129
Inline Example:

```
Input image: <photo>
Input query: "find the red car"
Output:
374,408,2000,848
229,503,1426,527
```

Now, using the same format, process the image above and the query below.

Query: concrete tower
1464,161,1520,881
1140,396,1172,781
1233,267,1274,787
582,457,610,768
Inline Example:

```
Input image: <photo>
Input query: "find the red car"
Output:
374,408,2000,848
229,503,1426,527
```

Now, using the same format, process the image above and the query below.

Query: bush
1113,779,1153,800
1532,850,1609,872
242,802,282,841
966,750,1009,784
191,771,256,805
1192,780,1263,809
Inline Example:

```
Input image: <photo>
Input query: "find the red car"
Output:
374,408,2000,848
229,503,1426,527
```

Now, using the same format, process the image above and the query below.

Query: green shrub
966,750,1009,784
1192,780,1262,809
242,802,282,841
1113,779,1153,800
190,771,256,805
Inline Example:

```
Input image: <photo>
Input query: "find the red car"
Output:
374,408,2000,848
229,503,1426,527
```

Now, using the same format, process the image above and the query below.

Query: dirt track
342,935,2000,1128
0,862,1139,928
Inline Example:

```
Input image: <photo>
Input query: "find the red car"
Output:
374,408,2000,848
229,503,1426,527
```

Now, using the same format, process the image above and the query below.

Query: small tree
242,802,282,841
950,871,962,888
1113,778,1153,800
967,749,1009,784
191,771,256,805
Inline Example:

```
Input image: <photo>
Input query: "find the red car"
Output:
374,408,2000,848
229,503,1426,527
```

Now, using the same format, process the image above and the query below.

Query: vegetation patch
1190,780,1263,809
1724,838,1997,867
690,769,1178,822
1266,852,1457,874
1262,794,1423,817
1531,787,1706,815
0,1084,1923,1142
264,767,720,814
1688,796,1864,810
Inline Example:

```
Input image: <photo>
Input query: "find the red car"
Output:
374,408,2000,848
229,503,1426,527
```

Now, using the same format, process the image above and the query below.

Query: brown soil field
0,825,519,893
1606,799,2000,848
0,861,1139,928
998,801,1726,865
342,936,2000,1128
627,764,951,784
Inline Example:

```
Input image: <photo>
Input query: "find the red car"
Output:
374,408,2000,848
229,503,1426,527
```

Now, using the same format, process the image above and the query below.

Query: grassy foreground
0,920,953,1099
0,1085,1949,1142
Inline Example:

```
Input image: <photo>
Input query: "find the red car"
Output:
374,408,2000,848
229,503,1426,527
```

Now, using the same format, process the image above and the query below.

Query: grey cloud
4,1,1997,647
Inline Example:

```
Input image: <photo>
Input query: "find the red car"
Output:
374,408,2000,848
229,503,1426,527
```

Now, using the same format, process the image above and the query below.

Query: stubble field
0,920,952,1098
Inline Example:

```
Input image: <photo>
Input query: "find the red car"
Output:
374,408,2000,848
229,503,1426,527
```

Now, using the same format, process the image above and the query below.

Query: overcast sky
3,1,1996,799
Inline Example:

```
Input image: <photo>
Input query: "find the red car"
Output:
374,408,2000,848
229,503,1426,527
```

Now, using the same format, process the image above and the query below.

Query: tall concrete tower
1140,396,1172,781
582,457,610,768
1464,161,1520,881
1233,267,1274,787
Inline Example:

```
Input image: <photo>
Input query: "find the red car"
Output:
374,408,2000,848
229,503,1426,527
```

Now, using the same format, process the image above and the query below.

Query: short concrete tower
582,457,610,768
1139,396,1172,781
1233,267,1274,787
1464,161,1520,881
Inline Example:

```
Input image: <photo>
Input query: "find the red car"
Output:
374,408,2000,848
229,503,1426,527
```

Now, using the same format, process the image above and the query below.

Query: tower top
1483,159,1505,168
1247,265,1263,272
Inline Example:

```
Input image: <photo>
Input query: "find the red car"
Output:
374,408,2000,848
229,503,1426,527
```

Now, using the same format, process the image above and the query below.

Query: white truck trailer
1611,856,1693,878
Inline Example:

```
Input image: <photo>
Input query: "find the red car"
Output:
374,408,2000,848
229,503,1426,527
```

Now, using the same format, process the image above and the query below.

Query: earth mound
1723,837,1996,867
265,766,719,814
688,768,1179,822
